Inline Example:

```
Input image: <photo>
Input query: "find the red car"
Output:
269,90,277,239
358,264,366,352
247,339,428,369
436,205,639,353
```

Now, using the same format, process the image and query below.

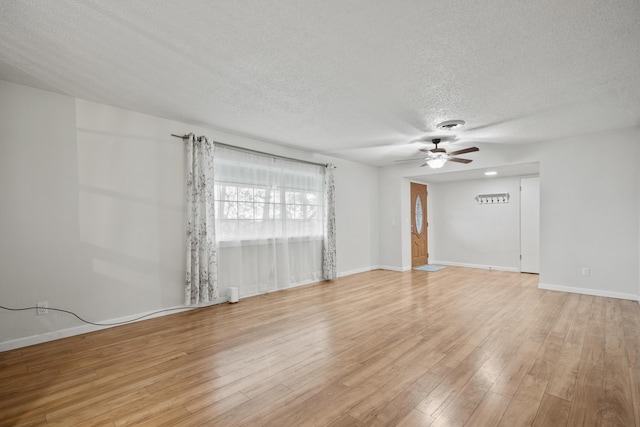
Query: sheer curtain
184,134,218,304
213,145,327,297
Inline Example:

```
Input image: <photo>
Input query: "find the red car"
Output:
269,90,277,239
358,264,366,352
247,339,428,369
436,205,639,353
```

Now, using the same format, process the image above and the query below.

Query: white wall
377,169,406,270
0,81,80,342
329,159,380,276
0,80,379,348
428,177,521,271
537,130,640,299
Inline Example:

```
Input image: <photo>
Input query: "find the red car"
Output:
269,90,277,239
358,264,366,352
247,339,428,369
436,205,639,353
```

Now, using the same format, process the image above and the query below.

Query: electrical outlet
582,267,590,277
37,301,48,315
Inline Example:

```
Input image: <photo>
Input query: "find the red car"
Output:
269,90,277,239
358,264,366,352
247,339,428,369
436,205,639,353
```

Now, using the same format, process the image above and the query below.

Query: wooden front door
411,182,428,267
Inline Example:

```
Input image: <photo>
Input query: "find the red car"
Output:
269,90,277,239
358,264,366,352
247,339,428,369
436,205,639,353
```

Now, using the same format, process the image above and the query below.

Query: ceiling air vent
436,120,465,131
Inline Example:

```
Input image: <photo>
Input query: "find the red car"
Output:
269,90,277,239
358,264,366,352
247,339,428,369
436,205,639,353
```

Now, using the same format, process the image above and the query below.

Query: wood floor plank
348,351,445,423
604,298,626,361
497,374,548,426
0,267,637,426
0,412,47,427
601,354,635,426
79,392,187,426
550,292,580,336
528,331,565,381
327,413,366,427
430,396,477,426
261,382,370,427
489,339,541,398
464,391,511,427
415,347,492,418
629,366,640,427
188,383,292,427
396,409,436,427
562,294,593,355
621,300,640,369
544,295,593,403
125,405,192,427
532,393,571,427
458,338,521,404
350,357,453,426
567,355,605,427
545,350,580,401
581,331,605,368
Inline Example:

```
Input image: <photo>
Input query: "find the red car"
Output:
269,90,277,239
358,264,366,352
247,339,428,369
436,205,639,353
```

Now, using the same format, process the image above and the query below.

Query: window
214,159,324,242
212,145,328,295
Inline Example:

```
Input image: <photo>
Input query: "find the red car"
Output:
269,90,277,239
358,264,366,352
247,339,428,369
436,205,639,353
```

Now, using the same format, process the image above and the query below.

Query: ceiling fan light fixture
426,157,447,169
436,120,465,131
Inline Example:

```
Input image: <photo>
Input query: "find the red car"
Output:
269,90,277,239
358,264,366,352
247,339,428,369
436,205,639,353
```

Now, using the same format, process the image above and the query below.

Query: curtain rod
170,134,333,168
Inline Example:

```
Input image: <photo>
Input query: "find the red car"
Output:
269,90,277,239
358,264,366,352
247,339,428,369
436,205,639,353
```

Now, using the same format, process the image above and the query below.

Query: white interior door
520,177,540,273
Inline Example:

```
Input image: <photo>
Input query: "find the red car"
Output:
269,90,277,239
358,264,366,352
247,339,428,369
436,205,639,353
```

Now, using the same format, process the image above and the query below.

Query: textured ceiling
1,0,639,166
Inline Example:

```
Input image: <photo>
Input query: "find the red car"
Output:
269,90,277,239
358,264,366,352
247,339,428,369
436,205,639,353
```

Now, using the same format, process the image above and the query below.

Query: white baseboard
237,276,326,300
0,300,225,353
337,266,380,277
378,265,412,272
429,260,519,273
539,282,640,302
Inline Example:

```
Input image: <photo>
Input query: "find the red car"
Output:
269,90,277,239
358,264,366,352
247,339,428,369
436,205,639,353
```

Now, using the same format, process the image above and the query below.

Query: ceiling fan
397,138,479,169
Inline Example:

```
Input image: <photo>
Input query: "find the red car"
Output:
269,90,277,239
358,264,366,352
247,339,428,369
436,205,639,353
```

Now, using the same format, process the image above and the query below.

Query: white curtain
323,164,337,280
213,145,327,296
185,134,218,305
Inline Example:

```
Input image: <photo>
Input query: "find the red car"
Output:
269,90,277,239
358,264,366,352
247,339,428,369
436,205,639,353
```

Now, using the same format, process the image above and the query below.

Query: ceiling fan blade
448,147,479,156
448,157,473,164
394,158,424,163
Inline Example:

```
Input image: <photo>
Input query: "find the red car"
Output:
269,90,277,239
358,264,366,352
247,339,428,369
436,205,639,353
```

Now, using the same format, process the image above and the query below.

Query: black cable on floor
0,304,193,326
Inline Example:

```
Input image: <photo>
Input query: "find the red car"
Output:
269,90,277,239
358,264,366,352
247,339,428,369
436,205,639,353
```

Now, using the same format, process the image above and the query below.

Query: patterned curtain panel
323,164,337,280
185,134,218,305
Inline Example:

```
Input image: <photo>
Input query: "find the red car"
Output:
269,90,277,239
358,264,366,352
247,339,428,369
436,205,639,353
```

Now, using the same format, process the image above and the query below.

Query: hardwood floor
1,267,639,426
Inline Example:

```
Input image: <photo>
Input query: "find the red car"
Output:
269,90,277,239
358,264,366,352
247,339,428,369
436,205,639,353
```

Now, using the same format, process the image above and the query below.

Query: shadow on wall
75,128,186,314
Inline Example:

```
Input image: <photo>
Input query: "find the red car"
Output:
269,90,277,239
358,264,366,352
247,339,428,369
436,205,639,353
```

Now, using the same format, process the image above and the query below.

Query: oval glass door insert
415,194,423,234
